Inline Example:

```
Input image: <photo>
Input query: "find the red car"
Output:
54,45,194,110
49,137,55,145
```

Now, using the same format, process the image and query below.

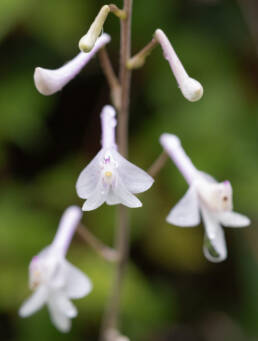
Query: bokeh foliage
0,0,258,340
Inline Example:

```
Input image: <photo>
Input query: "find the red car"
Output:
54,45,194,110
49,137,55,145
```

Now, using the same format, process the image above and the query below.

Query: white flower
155,29,203,102
76,105,154,211
160,133,250,262
34,33,111,96
19,206,92,332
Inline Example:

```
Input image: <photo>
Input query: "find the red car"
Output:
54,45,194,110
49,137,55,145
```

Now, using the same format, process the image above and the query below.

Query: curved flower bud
160,133,250,262
76,105,154,211
79,5,110,52
19,206,92,332
155,29,203,102
34,33,111,96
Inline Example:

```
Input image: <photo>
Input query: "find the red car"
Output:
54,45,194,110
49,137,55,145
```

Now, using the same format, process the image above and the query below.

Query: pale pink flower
76,105,154,211
19,206,92,332
160,133,250,262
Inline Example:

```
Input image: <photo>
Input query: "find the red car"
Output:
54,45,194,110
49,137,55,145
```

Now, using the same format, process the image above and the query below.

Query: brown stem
98,47,121,110
100,1,133,340
127,37,158,69
148,151,168,177
77,224,119,262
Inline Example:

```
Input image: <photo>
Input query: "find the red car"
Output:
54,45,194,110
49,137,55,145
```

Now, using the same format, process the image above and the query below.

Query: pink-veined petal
112,149,154,194
19,286,48,317
112,176,142,208
76,150,103,199
63,260,92,299
166,186,200,227
218,211,250,228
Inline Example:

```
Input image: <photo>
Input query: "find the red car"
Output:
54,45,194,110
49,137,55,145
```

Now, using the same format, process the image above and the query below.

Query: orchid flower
19,206,92,332
160,133,250,262
34,33,111,95
76,105,154,211
155,29,203,102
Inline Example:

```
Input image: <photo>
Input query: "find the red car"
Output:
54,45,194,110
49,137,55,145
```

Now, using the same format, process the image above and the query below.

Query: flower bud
79,5,110,53
155,29,203,102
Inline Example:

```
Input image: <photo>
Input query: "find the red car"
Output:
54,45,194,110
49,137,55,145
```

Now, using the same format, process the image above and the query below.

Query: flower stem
127,37,158,69
148,151,168,177
99,1,133,340
77,224,119,262
98,48,121,111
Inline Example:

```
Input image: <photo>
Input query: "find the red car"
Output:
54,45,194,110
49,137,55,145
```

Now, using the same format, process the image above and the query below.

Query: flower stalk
100,1,133,340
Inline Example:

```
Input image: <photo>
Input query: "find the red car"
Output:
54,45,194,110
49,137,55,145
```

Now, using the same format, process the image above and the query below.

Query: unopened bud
155,29,203,102
79,5,110,53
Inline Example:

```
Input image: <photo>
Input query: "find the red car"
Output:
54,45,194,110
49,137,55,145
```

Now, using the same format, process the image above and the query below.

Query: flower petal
19,286,48,317
76,150,103,199
112,176,142,208
48,301,71,333
201,207,227,262
218,211,251,228
51,293,77,318
166,186,200,227
106,190,121,205
112,150,154,194
203,227,227,263
64,260,92,299
82,181,108,211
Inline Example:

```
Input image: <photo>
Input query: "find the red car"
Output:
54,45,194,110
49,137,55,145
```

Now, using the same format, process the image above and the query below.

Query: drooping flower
160,133,250,262
34,33,111,96
19,206,92,332
76,105,154,211
155,29,203,102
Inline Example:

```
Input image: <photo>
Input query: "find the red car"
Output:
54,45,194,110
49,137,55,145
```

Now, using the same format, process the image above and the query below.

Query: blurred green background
0,0,258,340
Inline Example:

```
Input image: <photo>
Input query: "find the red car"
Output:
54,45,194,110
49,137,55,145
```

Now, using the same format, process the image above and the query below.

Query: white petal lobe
218,211,251,228
113,176,142,208
76,150,103,199
19,286,48,317
203,226,227,263
64,261,93,299
48,302,71,333
167,186,200,227
113,150,154,194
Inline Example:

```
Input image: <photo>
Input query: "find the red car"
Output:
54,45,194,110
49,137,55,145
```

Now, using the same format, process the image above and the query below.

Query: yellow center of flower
105,171,112,177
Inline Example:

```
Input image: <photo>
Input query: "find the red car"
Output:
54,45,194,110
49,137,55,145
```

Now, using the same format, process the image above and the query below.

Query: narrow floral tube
101,105,117,149
34,33,111,96
160,133,198,185
155,29,203,102
51,206,82,257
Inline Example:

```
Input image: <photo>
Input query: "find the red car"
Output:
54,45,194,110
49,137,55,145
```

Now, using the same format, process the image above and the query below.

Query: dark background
0,0,258,340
